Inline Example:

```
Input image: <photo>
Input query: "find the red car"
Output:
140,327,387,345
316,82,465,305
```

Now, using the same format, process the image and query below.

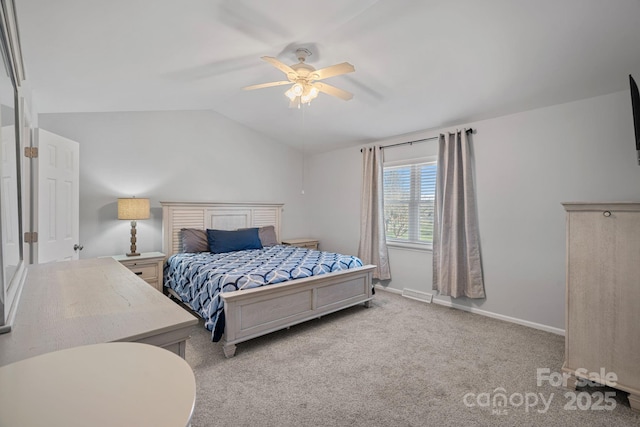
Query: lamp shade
117,198,150,220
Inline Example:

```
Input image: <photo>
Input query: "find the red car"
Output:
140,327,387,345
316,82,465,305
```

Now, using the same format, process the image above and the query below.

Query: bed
161,201,375,357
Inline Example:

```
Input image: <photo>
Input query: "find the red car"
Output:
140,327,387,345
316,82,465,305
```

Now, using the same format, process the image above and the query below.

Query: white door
37,129,80,262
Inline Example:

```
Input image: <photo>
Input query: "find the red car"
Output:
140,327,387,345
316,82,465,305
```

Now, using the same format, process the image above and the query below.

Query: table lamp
117,197,150,256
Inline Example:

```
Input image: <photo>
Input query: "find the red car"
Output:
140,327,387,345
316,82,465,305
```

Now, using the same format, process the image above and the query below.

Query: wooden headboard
160,201,283,256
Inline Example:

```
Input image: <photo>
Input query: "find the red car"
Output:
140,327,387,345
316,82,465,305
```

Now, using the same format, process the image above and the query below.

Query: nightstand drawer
128,265,157,280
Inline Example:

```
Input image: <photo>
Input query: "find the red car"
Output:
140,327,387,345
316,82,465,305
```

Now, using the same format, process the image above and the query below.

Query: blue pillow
206,228,263,254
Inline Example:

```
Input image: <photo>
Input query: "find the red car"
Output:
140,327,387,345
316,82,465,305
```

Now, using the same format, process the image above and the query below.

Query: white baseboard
374,284,565,336
377,285,402,295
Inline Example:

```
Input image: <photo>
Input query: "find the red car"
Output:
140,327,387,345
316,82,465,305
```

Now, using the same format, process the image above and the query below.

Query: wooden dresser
562,202,640,411
0,258,198,366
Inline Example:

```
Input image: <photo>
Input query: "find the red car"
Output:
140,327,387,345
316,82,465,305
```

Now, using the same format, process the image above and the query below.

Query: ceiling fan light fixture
287,82,318,105
285,88,296,101
301,84,319,104
292,83,304,96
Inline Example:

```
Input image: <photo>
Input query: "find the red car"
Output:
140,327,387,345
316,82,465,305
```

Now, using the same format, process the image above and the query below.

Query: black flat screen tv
630,75,640,164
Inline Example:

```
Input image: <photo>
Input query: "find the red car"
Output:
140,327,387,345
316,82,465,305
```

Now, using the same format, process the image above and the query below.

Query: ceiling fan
243,48,355,108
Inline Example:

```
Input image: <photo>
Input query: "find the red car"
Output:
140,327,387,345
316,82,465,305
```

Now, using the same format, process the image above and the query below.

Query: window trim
383,156,437,252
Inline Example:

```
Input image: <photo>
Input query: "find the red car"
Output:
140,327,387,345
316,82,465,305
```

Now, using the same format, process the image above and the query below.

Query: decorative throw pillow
207,228,263,254
181,228,208,253
258,225,279,247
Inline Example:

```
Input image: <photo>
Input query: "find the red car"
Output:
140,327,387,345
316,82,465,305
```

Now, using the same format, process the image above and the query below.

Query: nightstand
282,238,319,250
112,252,165,292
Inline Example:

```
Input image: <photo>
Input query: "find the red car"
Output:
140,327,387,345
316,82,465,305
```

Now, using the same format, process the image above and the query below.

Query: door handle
73,244,84,251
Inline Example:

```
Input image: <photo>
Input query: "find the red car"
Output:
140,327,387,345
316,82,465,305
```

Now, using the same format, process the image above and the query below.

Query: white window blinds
383,159,437,247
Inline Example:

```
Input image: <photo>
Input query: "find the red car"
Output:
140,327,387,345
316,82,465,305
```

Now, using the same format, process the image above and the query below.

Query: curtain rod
360,128,475,152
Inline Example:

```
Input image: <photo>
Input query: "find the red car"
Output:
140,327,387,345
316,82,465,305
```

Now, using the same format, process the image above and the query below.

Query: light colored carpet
184,290,640,427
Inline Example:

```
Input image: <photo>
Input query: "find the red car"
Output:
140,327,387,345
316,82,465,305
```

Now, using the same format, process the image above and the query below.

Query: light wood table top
0,342,196,427
0,257,198,366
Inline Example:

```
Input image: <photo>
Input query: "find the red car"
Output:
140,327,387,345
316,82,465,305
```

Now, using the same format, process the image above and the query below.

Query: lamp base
127,220,140,257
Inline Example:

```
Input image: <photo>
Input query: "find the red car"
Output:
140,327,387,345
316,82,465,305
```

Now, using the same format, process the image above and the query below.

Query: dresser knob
603,211,611,217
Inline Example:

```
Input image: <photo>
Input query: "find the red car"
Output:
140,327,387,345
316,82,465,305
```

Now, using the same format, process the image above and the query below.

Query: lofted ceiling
15,0,640,153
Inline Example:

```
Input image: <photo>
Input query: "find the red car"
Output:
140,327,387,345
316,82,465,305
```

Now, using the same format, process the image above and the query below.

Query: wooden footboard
220,265,375,357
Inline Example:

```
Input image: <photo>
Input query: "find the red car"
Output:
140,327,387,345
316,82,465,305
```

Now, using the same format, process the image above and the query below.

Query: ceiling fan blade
314,83,353,101
310,62,355,81
261,56,297,79
243,81,291,91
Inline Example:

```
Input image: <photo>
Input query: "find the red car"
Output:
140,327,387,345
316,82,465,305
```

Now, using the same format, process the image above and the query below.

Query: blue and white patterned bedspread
164,245,363,341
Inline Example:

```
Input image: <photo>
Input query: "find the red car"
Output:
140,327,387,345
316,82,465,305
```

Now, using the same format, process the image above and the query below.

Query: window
383,157,437,249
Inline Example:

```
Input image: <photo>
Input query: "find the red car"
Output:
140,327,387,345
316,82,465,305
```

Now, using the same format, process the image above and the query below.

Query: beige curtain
433,131,485,298
358,146,391,280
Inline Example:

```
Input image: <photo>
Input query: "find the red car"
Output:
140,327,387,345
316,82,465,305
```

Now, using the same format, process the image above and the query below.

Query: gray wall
305,90,640,332
39,110,308,259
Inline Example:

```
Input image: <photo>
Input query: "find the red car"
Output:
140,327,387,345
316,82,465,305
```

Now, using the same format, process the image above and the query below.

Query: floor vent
402,288,433,303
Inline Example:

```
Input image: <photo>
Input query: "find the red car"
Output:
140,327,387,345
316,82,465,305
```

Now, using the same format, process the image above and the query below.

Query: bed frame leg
223,343,237,358
364,300,372,308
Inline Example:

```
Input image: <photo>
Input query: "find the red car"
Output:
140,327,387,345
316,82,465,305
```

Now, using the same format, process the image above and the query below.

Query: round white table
0,342,196,427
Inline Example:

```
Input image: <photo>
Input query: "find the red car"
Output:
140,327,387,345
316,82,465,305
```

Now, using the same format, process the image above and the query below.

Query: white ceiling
15,0,640,152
